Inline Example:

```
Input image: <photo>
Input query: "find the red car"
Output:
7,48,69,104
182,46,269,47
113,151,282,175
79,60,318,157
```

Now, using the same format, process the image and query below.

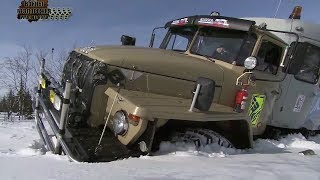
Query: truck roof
243,17,320,46
165,15,255,32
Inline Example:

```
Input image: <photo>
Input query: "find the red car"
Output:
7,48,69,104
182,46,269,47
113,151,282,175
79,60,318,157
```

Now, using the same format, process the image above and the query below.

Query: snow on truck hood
78,46,224,85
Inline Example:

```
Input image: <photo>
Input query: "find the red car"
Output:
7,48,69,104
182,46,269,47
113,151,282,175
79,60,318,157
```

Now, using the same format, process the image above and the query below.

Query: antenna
274,0,282,18
51,48,54,62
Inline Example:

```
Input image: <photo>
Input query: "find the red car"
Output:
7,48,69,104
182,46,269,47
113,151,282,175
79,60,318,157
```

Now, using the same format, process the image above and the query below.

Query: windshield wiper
203,55,215,62
172,49,185,53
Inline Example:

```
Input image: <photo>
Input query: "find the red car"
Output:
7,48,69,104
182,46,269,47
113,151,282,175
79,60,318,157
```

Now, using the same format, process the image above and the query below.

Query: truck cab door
271,42,320,130
248,35,287,135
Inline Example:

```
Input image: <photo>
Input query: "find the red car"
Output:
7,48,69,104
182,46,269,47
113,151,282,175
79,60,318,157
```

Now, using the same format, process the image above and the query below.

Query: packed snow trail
0,120,320,180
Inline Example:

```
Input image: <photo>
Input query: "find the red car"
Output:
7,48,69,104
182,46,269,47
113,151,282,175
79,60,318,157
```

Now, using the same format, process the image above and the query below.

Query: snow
1,120,320,180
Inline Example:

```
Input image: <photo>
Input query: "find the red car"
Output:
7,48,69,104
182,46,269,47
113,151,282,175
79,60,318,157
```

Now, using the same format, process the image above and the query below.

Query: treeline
0,46,69,121
0,89,33,120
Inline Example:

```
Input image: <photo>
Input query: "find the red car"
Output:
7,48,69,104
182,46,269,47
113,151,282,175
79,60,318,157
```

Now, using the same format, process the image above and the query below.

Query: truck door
248,35,286,135
272,42,320,130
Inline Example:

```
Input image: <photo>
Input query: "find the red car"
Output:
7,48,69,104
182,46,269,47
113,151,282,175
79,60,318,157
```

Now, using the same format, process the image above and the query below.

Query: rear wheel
170,128,234,149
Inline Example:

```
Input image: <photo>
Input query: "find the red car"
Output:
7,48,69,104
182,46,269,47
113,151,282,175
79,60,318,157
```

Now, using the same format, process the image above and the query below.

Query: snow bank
0,120,320,180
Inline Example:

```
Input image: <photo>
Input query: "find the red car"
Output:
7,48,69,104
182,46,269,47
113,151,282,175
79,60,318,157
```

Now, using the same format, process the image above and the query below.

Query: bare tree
29,47,69,85
32,49,49,85
0,46,34,120
18,45,33,90
45,48,69,81
0,57,19,92
0,46,33,92
49,48,68,80
0,45,72,120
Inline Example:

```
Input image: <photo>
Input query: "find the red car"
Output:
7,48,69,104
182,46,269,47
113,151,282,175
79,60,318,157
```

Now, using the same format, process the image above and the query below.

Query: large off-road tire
170,128,234,149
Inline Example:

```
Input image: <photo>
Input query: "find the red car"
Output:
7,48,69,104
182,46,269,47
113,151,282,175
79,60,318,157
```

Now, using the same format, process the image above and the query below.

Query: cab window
190,28,248,64
236,33,257,66
166,34,189,51
294,44,320,84
255,40,282,75
161,26,196,52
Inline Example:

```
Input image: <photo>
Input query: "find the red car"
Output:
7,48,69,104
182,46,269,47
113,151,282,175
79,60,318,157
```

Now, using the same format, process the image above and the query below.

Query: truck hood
79,46,224,85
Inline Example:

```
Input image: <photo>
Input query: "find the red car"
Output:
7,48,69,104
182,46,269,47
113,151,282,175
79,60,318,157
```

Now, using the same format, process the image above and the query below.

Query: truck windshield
161,26,197,52
190,27,252,64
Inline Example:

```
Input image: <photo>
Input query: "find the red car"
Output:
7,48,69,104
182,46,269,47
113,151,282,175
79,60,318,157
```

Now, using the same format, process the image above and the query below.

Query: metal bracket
189,84,201,112
236,72,253,86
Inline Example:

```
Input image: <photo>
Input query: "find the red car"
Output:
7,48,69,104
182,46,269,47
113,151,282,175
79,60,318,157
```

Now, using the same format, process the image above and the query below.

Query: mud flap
135,120,157,154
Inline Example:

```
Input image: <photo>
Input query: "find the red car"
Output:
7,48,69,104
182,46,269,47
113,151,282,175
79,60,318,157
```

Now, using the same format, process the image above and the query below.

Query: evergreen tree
1,90,17,121
0,96,6,112
23,90,33,119
17,77,24,119
7,90,17,113
16,78,34,119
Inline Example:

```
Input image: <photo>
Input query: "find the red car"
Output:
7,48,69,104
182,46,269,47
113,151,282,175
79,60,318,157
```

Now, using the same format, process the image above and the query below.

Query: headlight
244,56,257,70
113,111,129,136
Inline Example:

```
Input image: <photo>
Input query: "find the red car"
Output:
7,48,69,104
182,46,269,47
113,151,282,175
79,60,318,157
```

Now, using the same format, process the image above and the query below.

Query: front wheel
170,128,234,149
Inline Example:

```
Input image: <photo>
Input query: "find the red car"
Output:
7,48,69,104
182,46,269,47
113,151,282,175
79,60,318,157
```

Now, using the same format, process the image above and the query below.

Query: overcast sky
0,0,319,59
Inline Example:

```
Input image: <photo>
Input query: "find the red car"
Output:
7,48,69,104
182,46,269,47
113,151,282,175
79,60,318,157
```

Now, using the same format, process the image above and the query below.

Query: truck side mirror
121,35,136,46
190,77,215,112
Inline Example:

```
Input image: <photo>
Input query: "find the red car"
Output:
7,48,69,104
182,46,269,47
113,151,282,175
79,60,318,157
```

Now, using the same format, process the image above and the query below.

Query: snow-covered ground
1,120,320,180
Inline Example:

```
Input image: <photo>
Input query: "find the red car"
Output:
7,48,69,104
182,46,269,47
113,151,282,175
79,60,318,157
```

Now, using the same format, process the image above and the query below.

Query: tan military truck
34,8,313,162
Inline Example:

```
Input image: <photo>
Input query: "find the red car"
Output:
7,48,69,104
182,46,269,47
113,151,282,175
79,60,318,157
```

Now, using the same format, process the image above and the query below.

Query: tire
170,128,234,149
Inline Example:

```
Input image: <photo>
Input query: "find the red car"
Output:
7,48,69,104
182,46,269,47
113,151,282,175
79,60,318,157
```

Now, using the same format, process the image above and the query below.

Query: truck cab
151,15,289,136
245,15,320,137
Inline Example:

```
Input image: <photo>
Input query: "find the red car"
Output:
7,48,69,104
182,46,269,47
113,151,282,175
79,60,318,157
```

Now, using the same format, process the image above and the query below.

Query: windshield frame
188,27,255,64
159,24,257,66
